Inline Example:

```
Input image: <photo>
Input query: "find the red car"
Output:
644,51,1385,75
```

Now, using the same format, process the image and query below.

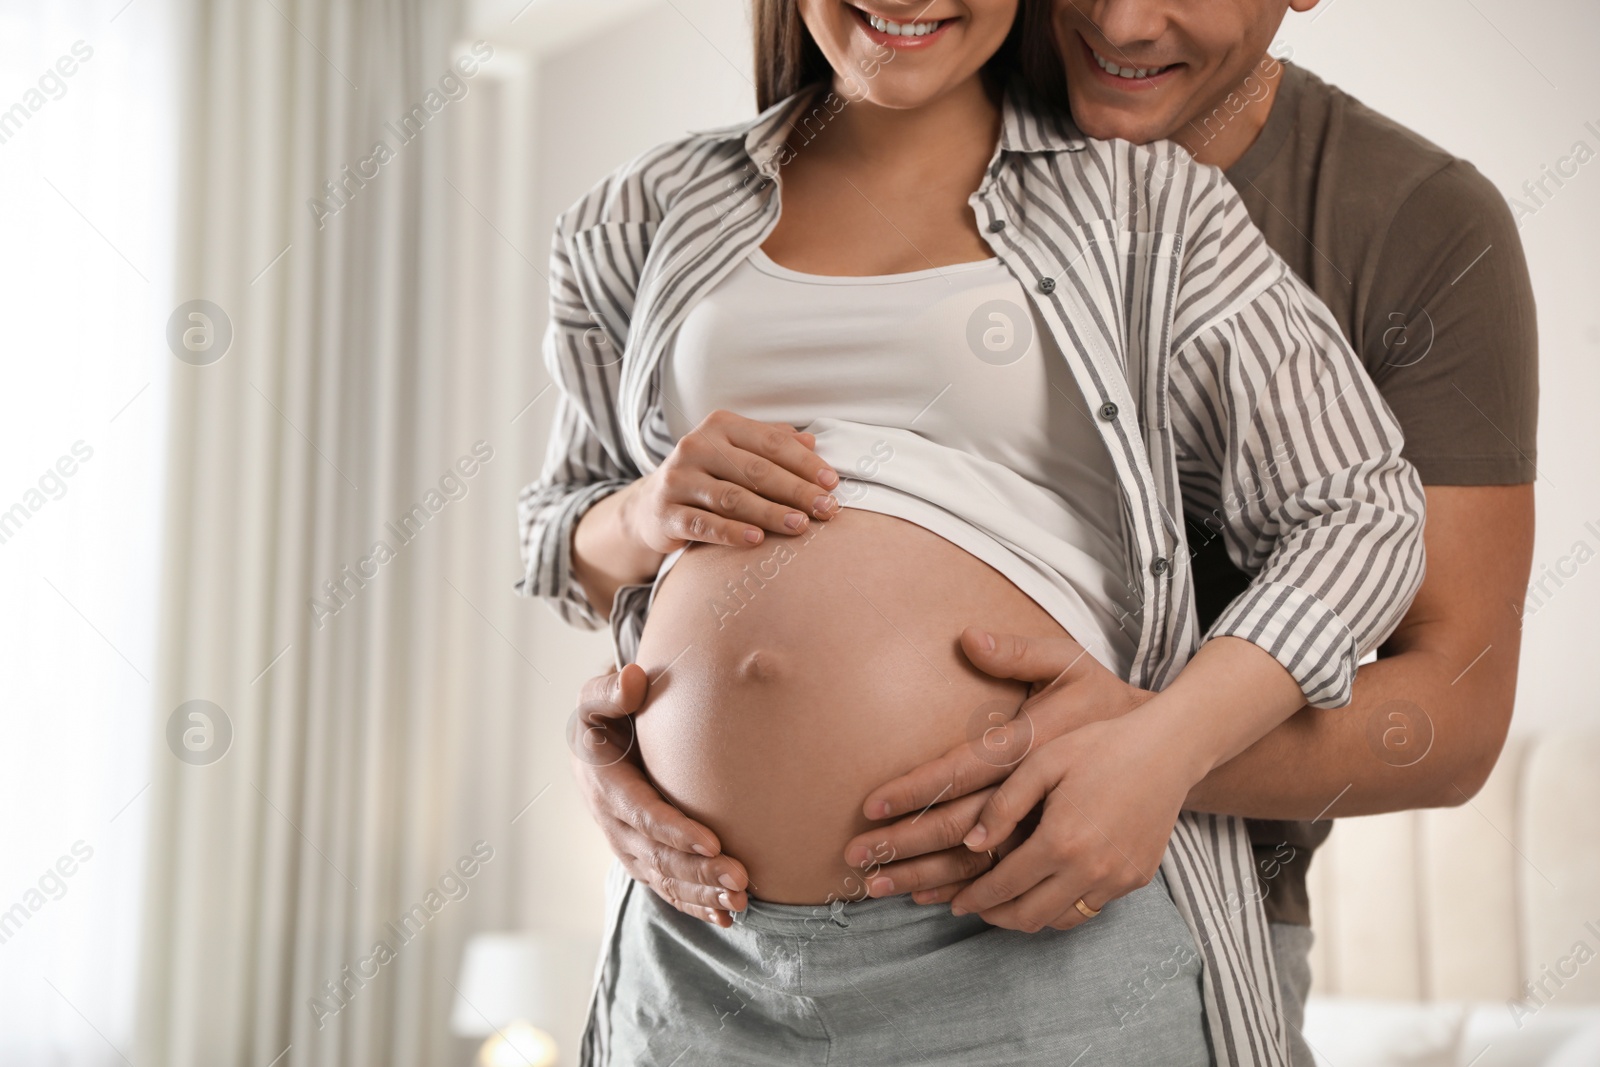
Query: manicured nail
846,845,870,868
692,843,714,857
744,529,762,544
818,468,839,488
784,512,806,532
718,874,741,891
964,827,988,849
868,876,893,897
718,891,733,910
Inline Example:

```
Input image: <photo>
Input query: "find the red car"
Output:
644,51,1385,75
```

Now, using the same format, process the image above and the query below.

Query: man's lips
1079,34,1183,89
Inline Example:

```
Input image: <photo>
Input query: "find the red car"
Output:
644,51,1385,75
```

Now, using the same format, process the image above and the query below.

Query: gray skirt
581,868,1212,1066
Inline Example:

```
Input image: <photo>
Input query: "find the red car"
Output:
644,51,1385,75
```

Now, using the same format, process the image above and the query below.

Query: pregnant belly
633,508,1069,905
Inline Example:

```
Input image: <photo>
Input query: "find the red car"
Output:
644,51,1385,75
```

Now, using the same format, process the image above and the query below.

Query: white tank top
661,248,1139,675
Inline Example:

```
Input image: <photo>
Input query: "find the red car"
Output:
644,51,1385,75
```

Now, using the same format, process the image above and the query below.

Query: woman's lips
850,5,957,49
1079,34,1183,91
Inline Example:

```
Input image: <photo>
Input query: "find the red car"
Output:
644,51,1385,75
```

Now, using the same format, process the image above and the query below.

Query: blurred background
0,0,1595,1065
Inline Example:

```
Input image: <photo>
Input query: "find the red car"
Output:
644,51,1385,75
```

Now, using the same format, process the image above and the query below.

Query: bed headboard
1305,733,1600,1009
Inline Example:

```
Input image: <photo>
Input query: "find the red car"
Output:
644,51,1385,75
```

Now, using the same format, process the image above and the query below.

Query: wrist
1123,693,1230,789
575,482,663,588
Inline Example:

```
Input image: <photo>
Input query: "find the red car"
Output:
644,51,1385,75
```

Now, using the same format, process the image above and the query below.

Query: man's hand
569,664,749,926
949,710,1195,931
841,627,1154,904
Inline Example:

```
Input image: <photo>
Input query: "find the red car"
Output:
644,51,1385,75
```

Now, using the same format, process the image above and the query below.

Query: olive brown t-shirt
1191,62,1540,926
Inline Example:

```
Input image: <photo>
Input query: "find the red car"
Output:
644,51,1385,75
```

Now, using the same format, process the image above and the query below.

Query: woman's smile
848,3,960,49
802,0,1018,110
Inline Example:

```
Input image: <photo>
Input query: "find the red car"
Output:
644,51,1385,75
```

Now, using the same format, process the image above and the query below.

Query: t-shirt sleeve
1359,160,1539,485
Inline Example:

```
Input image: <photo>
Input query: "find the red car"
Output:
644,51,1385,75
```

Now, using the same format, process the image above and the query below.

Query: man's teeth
867,13,942,36
1091,48,1167,79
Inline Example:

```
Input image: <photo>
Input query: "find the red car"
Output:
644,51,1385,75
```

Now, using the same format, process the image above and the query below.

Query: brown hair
752,1,1029,112
1016,0,1072,116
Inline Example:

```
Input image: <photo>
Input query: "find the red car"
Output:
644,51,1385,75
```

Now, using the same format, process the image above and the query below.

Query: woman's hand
568,664,751,927
948,708,1208,933
623,410,841,555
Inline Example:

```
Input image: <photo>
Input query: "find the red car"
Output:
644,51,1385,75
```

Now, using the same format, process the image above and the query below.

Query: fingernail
979,629,995,652
744,529,762,544
912,890,933,904
718,891,733,910
693,844,714,857
950,905,968,917
868,876,893,897
813,494,836,515
784,512,806,532
870,800,891,819
964,827,988,849
818,468,839,489
846,845,870,868
718,874,740,891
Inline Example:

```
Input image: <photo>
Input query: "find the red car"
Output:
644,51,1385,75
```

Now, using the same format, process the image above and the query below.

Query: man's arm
1186,482,1533,816
844,485,1530,904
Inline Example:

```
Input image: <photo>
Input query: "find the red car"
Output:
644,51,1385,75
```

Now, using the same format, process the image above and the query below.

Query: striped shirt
519,88,1425,1067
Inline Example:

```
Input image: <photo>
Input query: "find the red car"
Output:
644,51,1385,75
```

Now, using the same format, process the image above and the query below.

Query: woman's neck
813,76,1001,179
761,74,1002,275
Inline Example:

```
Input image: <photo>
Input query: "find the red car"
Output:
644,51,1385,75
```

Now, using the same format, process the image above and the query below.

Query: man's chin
1067,101,1179,148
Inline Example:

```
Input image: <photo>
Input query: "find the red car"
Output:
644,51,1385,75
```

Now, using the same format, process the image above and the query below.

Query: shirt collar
692,81,1088,173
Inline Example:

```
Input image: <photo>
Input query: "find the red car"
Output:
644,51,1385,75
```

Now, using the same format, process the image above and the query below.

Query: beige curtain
133,2,585,1064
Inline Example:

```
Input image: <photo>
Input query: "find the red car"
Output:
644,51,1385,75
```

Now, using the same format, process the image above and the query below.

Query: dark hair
1017,0,1072,117
752,1,1028,112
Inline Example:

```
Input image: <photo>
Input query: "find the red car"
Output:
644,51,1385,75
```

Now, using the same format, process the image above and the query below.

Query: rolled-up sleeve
515,226,639,631
1169,248,1426,709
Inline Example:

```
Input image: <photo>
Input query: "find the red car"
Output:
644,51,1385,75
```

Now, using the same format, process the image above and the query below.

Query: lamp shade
450,932,584,1037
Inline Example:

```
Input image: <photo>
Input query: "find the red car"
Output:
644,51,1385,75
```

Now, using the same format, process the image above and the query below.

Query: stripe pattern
519,89,1425,1067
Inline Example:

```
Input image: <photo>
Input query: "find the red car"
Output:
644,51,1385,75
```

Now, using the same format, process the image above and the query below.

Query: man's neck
1174,54,1286,171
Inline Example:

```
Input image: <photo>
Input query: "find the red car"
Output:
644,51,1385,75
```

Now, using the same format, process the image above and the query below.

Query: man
562,1,1538,1060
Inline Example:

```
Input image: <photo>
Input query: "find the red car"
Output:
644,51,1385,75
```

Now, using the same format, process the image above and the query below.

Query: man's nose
1071,0,1168,52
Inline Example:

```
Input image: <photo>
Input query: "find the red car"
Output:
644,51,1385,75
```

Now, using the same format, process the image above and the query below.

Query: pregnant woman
519,1,1424,1064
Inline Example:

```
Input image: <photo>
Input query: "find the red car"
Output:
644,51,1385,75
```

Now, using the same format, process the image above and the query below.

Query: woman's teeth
1091,47,1170,79
866,13,942,36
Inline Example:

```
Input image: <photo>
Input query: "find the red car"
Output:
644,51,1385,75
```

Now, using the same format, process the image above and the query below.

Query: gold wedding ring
1074,897,1102,919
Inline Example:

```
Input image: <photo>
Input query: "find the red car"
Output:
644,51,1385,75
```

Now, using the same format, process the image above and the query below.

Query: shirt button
1150,556,1171,577
1098,401,1119,421
1037,277,1056,294
987,218,1006,233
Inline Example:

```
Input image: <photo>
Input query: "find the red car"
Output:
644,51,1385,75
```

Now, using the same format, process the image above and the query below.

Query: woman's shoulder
554,101,795,241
